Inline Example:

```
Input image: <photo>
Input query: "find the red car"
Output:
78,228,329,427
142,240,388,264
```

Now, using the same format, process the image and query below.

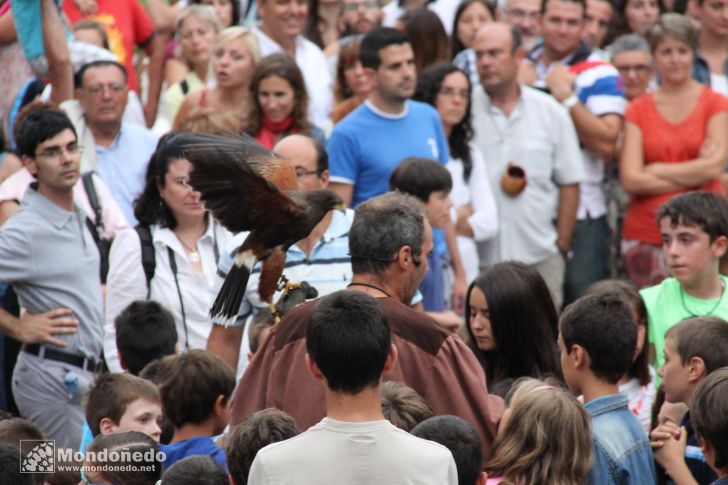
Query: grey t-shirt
0,187,103,358
249,418,458,485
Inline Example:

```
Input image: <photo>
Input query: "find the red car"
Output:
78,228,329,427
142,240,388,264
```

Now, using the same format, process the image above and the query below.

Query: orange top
622,87,728,245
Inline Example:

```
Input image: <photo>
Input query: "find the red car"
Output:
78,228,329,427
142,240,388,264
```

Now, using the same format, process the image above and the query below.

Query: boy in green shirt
641,192,728,385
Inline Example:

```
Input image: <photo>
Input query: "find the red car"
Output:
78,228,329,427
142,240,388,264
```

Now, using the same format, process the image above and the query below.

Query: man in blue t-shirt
327,27,449,208
327,28,468,312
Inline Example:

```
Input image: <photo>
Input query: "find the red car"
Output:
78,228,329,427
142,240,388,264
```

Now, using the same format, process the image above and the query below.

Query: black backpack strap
134,224,156,298
180,79,189,95
81,172,104,236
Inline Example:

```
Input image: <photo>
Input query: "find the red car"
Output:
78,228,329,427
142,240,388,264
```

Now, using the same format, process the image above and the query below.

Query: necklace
347,282,391,298
679,280,725,317
176,236,200,263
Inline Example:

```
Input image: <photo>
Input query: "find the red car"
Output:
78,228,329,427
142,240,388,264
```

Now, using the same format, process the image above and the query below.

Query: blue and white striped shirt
215,209,354,326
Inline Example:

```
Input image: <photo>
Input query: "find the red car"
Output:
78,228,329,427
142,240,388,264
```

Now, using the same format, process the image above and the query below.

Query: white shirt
710,72,728,97
472,84,583,265
252,26,333,129
103,218,231,372
447,142,498,281
249,418,458,485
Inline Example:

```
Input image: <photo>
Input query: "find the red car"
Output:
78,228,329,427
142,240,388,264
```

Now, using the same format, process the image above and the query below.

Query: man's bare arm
556,183,580,255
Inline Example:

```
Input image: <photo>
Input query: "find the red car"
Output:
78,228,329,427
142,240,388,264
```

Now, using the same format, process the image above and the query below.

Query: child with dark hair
651,317,728,485
225,408,300,485
0,417,45,445
162,455,229,485
0,444,33,485
82,431,163,485
585,279,655,433
559,293,656,484
0,418,82,485
115,300,178,376
380,381,434,431
390,157,460,331
690,368,728,485
411,415,485,485
641,191,728,385
85,373,163,442
247,291,457,484
158,350,235,470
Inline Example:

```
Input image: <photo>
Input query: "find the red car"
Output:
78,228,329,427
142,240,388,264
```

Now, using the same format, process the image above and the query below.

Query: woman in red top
620,13,728,287
248,53,324,149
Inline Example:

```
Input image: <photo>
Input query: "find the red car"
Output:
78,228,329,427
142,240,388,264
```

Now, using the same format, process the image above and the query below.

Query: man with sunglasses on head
0,107,105,450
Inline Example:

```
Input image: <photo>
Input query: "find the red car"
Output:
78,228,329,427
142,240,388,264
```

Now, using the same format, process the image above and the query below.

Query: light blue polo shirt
0,187,103,358
95,123,158,225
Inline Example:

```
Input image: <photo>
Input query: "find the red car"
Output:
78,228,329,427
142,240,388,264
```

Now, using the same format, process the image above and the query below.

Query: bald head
474,22,523,95
273,135,329,191
475,22,521,53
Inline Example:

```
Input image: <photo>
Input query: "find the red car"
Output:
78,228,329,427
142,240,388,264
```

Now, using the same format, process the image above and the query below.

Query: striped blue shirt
215,209,354,326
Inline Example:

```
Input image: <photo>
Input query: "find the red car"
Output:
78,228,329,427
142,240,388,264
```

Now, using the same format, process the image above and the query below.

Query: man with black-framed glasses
609,33,654,102
0,108,105,450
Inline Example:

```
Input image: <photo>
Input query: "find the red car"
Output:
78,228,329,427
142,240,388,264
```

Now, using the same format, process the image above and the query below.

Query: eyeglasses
83,82,127,96
34,143,83,160
295,167,320,178
614,64,651,75
438,87,469,100
342,0,378,11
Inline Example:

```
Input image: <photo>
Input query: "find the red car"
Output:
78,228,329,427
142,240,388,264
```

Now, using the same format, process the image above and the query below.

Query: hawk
182,134,344,323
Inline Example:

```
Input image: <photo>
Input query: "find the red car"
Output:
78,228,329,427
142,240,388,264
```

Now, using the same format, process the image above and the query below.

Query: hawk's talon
269,303,283,324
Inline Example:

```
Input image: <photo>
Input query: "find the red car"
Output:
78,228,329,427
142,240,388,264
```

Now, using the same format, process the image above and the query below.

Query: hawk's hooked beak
334,202,347,213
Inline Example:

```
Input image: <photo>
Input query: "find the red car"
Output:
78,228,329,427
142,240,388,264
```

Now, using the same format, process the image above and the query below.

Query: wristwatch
561,94,579,110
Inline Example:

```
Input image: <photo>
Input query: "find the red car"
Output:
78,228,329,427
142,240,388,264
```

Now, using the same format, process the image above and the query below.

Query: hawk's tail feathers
210,250,256,321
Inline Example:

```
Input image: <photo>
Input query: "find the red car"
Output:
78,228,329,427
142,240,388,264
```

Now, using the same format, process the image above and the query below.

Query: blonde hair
486,378,592,485
175,5,221,40
213,26,262,65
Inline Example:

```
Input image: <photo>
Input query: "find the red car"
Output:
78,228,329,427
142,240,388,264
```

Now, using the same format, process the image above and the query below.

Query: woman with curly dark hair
414,63,497,281
248,53,324,149
104,133,232,373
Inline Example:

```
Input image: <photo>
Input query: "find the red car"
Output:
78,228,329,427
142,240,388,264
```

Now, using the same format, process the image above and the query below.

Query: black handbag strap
81,172,104,237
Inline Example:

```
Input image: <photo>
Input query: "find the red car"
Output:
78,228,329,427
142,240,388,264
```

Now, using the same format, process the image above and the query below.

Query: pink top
0,168,128,239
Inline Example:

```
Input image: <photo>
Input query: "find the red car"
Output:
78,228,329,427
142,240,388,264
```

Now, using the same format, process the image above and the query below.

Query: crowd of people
0,0,728,483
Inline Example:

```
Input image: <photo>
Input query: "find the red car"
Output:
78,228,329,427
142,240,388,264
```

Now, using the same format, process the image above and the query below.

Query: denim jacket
692,50,728,88
586,393,657,485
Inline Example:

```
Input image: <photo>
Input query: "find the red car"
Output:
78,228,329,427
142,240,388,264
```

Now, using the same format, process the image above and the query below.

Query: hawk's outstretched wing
182,133,301,233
